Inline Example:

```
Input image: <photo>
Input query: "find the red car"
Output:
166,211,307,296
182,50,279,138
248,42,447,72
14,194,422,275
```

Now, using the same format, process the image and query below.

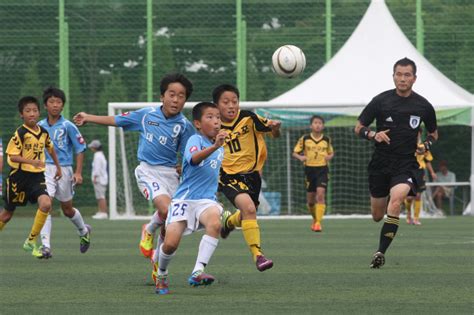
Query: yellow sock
242,219,262,261
0,221,5,231
316,204,326,224
307,204,316,221
414,200,421,220
405,199,413,217
28,209,49,242
227,210,242,228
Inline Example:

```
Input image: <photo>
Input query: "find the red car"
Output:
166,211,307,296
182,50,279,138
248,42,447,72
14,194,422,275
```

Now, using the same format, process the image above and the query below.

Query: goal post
107,101,444,220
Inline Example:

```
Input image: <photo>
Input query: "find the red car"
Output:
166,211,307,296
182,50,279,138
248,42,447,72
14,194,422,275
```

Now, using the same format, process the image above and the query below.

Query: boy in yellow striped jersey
0,96,62,256
293,115,334,232
213,84,281,272
404,129,437,225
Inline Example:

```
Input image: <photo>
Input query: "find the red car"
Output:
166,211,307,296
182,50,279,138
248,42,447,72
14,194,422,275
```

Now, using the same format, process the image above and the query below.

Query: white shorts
45,164,74,202
167,199,223,235
94,183,107,199
134,162,179,201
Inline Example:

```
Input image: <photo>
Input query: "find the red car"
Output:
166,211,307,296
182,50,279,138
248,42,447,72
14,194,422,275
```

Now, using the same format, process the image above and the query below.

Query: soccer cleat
79,224,91,253
32,246,52,259
23,239,37,253
140,223,154,258
369,252,385,269
256,255,274,272
151,260,159,284
220,211,235,239
406,217,413,225
312,222,322,232
413,219,422,226
155,274,169,295
188,270,215,287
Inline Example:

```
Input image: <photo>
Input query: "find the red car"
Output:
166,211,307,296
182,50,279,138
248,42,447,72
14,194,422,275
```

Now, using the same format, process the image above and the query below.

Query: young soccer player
213,84,281,272
293,115,334,232
73,73,195,265
35,87,91,258
155,102,226,295
0,96,62,256
404,129,437,225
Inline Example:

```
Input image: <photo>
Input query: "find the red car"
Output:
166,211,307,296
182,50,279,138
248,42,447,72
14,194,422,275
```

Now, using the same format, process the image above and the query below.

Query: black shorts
304,166,329,192
219,171,261,208
368,152,419,198
3,169,48,212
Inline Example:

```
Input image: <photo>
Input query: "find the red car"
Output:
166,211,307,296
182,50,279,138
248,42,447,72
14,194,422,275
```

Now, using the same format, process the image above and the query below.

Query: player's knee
61,204,75,217
38,198,52,212
316,195,325,204
372,213,384,222
206,220,221,236
162,242,177,255
0,210,13,223
307,202,315,208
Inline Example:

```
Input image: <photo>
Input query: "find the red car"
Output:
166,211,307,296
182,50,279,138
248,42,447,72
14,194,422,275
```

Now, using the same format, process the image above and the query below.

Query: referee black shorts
304,166,329,192
218,170,261,208
3,169,48,212
368,152,419,198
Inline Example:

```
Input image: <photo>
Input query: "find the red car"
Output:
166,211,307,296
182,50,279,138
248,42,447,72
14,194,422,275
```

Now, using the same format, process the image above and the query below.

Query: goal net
108,101,442,219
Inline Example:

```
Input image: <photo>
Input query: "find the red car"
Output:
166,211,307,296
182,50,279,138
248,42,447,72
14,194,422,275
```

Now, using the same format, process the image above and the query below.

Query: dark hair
18,96,40,113
43,86,66,105
439,160,448,168
192,102,218,121
310,115,325,124
212,84,240,104
393,57,417,75
160,73,193,100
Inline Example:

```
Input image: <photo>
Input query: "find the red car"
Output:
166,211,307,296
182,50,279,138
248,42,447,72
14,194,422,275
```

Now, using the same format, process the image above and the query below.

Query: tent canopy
269,0,473,115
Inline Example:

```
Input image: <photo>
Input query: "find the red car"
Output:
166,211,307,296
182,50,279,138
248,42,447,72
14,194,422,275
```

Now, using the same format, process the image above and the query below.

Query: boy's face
160,82,187,117
195,107,221,138
216,91,239,122
311,118,324,133
20,103,40,127
45,96,64,117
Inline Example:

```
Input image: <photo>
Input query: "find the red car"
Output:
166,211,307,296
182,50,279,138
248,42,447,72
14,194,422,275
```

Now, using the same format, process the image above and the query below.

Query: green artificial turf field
1,217,473,314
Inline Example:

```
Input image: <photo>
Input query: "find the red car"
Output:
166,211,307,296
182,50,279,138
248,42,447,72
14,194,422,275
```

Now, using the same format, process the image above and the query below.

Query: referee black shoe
369,252,385,269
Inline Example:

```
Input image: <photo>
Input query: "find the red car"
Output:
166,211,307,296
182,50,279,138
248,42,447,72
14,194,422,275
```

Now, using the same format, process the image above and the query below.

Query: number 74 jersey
220,110,273,175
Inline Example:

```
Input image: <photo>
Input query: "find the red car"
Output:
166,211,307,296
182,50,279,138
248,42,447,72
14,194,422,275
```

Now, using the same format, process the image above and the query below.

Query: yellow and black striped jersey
415,143,433,169
6,124,53,173
293,133,334,167
221,110,272,174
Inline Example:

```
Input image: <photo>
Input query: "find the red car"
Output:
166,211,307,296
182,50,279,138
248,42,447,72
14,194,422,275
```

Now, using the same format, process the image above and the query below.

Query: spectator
432,160,456,210
88,140,108,219
0,137,3,197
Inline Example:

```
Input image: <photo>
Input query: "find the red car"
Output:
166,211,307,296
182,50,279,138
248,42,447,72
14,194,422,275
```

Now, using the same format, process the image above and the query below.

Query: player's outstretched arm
73,112,117,127
292,152,306,163
9,154,44,169
268,120,281,138
191,130,226,165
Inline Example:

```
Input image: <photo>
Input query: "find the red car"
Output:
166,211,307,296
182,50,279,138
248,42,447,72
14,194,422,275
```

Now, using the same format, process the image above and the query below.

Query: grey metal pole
286,130,292,214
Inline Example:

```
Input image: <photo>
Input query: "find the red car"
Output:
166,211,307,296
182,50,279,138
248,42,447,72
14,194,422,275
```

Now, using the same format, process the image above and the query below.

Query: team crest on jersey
121,112,130,116
189,146,198,153
77,135,85,144
409,115,421,129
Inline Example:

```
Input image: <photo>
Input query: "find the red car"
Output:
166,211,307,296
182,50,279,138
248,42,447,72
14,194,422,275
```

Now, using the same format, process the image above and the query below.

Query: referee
355,57,438,268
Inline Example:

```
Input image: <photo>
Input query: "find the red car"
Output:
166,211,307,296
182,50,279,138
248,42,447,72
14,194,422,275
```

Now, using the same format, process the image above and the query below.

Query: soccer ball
272,45,306,78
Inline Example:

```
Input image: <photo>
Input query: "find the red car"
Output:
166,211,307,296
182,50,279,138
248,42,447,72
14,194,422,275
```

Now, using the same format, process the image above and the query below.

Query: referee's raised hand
374,129,390,144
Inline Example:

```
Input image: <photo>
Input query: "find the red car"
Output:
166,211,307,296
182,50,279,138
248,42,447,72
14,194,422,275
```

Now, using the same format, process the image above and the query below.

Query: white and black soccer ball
272,45,306,78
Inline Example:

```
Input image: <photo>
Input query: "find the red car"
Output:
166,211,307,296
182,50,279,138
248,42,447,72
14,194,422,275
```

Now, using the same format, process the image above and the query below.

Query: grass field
1,217,473,314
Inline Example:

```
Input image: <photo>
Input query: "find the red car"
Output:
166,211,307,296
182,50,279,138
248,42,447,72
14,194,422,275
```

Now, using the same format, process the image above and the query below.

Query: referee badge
409,115,421,129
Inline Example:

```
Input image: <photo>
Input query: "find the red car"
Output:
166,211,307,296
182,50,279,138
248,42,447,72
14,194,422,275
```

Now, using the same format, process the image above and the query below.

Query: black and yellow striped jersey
6,124,53,173
415,143,433,169
293,133,334,167
221,110,272,174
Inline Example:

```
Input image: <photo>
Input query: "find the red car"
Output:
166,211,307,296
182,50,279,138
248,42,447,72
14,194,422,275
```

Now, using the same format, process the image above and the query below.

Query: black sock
377,215,399,254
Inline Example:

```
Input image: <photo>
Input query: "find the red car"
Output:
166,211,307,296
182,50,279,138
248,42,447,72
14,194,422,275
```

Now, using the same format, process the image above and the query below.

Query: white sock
146,211,164,234
152,228,165,263
158,244,175,275
192,235,219,273
40,214,52,248
70,208,88,236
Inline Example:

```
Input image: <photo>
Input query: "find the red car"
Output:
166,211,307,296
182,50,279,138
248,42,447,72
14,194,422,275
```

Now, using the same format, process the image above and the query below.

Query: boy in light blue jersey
73,73,195,263
36,87,90,258
155,102,226,295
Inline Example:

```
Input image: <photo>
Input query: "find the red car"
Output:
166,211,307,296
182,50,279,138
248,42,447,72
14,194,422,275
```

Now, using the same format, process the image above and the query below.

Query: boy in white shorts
88,140,108,219
36,87,91,258
155,102,226,295
73,74,195,264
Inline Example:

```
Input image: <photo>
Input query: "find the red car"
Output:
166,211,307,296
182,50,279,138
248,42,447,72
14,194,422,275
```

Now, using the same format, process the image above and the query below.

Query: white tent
268,0,474,213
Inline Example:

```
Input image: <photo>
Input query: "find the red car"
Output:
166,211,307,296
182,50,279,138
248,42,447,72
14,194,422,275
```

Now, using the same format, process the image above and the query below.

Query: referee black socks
378,215,400,254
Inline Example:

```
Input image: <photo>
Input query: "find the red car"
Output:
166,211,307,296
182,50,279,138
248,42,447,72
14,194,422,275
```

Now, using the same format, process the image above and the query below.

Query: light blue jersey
173,134,224,201
38,116,86,166
115,106,195,166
